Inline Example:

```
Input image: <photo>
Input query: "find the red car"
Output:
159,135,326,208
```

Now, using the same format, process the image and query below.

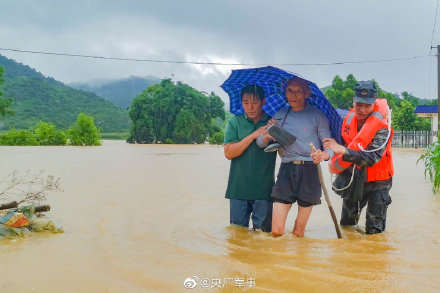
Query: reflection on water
0,141,439,292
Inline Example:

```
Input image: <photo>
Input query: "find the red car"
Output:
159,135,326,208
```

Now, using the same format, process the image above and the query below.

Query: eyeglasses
287,88,304,96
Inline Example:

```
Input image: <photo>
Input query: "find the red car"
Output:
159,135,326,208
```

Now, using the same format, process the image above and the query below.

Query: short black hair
241,85,265,100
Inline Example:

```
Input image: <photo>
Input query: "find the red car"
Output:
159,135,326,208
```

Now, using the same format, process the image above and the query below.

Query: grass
418,141,440,193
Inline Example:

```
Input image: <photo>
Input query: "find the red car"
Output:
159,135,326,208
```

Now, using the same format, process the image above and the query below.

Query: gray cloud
0,0,438,102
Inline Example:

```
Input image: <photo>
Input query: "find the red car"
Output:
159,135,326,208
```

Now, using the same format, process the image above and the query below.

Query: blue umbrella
221,66,342,144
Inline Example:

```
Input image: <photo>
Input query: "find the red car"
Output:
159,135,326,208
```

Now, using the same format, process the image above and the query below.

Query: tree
0,66,13,118
393,100,418,130
173,109,204,143
324,74,357,109
68,113,101,146
344,74,357,89
128,79,225,144
209,132,224,145
34,121,67,145
0,129,39,145
0,55,129,131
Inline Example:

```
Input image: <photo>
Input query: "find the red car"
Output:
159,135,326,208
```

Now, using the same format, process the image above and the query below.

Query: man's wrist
324,149,334,160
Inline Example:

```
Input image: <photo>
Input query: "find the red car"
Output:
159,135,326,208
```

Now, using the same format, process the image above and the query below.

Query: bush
0,129,39,145
164,138,174,144
68,113,101,146
418,142,440,192
34,121,67,145
209,132,224,145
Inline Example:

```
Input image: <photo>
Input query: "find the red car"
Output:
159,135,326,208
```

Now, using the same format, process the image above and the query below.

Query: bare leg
293,205,313,237
271,202,292,237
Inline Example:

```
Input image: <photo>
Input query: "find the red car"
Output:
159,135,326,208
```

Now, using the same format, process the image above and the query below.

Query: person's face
285,84,306,109
241,93,264,120
354,102,375,121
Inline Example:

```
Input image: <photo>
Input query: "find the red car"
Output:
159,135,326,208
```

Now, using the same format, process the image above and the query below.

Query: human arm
323,128,389,167
256,119,277,148
224,126,267,160
311,112,334,163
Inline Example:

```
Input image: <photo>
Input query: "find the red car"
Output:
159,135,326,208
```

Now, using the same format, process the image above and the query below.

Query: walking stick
310,143,343,239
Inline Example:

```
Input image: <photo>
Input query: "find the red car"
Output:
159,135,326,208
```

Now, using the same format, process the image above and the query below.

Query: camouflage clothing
339,128,392,234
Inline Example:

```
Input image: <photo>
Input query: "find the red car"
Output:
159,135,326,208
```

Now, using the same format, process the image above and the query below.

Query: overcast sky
0,0,438,102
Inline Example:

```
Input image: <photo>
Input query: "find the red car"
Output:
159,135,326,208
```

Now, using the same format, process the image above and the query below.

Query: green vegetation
0,129,39,146
0,66,13,118
0,113,101,146
100,132,129,140
325,74,432,131
0,55,129,132
209,132,224,145
418,142,440,193
68,113,101,146
128,79,225,144
34,121,67,145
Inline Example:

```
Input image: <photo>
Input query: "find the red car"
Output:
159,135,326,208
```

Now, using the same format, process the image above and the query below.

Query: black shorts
271,162,322,207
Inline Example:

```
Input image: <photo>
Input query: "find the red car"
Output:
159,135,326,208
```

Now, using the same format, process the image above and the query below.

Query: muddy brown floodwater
0,141,439,292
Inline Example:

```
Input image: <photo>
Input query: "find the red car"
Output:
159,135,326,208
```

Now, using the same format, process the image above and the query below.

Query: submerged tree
68,113,101,146
34,121,67,145
128,79,225,144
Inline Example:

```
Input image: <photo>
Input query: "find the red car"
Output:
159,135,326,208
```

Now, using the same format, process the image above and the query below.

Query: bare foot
293,229,305,237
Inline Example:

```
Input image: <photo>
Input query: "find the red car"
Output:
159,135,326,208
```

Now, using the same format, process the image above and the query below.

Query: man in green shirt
224,85,277,232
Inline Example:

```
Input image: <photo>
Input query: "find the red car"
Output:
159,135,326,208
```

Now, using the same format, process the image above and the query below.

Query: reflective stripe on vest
346,112,355,125
370,111,384,121
335,99,394,181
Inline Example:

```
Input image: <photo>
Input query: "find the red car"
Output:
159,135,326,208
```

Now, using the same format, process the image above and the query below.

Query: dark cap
354,81,377,104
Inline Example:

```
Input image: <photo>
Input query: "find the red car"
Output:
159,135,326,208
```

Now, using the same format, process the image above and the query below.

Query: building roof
414,105,438,114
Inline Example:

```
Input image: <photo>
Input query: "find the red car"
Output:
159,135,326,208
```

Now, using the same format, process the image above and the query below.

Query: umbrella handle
310,143,343,239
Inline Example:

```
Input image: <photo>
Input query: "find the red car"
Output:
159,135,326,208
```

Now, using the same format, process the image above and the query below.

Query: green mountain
0,55,130,132
70,76,160,109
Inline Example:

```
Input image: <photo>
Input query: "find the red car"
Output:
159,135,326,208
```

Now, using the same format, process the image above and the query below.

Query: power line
430,0,440,52
0,47,430,67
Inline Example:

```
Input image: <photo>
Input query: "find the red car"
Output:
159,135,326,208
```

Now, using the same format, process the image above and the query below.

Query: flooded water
0,141,439,292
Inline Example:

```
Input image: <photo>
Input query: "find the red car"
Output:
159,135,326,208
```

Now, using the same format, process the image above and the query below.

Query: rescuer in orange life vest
320,81,393,234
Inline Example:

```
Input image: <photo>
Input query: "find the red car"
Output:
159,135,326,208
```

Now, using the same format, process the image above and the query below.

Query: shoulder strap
280,108,291,127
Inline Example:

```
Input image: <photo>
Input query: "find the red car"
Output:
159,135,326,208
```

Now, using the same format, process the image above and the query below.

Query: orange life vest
329,98,394,182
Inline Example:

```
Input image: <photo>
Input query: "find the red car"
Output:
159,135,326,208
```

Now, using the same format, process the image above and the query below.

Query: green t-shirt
224,114,277,200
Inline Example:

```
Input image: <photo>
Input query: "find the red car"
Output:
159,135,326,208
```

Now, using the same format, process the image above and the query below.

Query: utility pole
438,45,440,138
433,45,440,139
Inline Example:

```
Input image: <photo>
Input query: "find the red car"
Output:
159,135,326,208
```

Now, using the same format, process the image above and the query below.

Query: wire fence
392,130,437,148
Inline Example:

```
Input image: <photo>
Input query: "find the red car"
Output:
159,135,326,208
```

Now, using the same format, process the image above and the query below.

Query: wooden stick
310,143,343,239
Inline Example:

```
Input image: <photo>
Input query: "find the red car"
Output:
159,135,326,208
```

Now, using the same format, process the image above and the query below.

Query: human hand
322,138,346,155
267,119,277,127
311,149,330,164
253,125,268,139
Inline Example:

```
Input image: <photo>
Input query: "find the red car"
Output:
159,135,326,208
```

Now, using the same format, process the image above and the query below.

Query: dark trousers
229,199,272,232
340,188,392,234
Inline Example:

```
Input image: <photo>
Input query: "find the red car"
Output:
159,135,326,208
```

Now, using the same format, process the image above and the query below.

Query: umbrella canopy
221,66,342,143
